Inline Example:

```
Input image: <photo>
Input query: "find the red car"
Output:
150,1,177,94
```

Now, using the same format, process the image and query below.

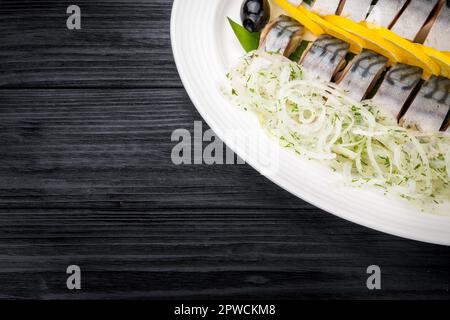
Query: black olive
241,0,270,33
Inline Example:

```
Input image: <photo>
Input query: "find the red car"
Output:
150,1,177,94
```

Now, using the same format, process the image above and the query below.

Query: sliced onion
225,51,450,203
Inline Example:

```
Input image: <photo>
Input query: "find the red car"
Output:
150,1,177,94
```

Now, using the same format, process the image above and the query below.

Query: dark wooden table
0,0,449,300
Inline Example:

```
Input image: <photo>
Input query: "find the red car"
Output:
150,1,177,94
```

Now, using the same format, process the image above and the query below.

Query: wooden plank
0,89,310,209
0,0,181,88
0,208,450,299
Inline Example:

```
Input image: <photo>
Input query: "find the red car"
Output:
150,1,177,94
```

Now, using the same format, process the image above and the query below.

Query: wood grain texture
0,89,304,210
0,0,180,88
0,208,449,299
0,0,450,300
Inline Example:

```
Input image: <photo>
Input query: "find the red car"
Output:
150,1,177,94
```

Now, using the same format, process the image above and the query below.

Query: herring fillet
400,76,450,132
371,64,422,119
391,0,439,41
337,50,388,101
278,0,450,133
300,35,350,81
366,0,408,27
339,0,373,22
259,15,304,57
308,0,341,15
287,0,303,5
424,0,450,51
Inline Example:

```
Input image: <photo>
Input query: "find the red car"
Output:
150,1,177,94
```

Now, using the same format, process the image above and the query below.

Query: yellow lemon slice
418,45,450,78
324,15,402,65
362,22,440,77
275,0,324,35
298,7,365,53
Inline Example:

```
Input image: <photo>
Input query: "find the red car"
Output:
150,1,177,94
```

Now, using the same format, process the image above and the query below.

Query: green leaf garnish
227,17,260,52
345,52,356,64
289,40,310,61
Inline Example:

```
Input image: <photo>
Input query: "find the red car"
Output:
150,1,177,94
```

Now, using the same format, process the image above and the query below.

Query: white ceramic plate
171,0,450,245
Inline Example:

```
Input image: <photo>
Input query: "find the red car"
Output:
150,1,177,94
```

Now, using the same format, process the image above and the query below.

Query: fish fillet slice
339,0,373,22
259,15,304,57
337,49,388,101
372,64,423,119
308,0,341,15
391,0,439,41
287,0,303,5
400,76,450,132
366,0,408,28
424,1,450,51
301,35,350,81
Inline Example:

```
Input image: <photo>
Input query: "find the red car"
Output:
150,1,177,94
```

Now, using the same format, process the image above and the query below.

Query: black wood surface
0,0,449,300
